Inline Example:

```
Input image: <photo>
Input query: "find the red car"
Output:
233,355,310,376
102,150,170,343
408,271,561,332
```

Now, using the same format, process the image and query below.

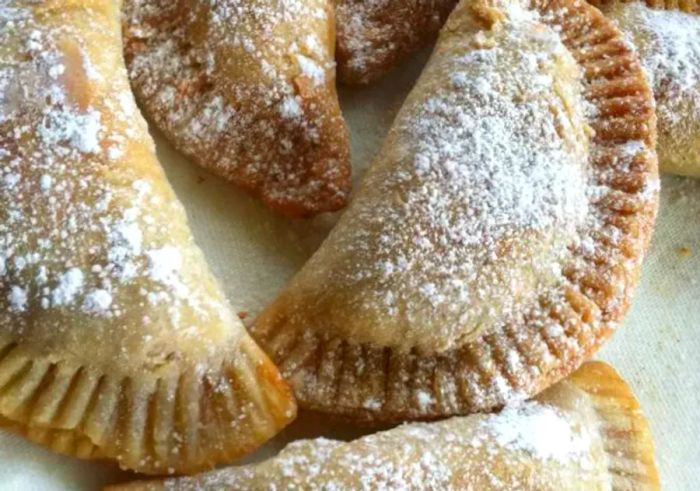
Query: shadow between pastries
0,0,296,475
107,361,661,490
252,0,660,423
123,0,351,217
590,0,700,178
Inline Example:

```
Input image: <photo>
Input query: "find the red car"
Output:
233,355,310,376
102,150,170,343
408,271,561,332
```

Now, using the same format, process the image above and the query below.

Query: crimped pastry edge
104,361,661,490
0,334,297,475
565,361,661,490
591,0,700,179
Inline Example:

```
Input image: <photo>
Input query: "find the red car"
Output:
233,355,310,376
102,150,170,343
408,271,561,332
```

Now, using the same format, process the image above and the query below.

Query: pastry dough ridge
106,361,661,490
595,0,700,177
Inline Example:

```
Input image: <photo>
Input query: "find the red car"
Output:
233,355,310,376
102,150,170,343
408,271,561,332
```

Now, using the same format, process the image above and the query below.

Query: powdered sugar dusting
8,285,27,313
296,54,326,86
38,107,102,154
191,439,341,489
158,399,604,490
335,0,457,83
51,268,85,307
83,289,113,314
481,402,590,462
290,3,596,351
123,0,349,214
609,3,700,127
0,3,237,354
146,247,183,288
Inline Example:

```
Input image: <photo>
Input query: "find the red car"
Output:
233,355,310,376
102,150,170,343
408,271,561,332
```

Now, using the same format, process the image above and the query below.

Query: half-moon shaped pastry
123,0,351,217
336,0,458,85
0,0,295,474
252,0,659,422
594,0,700,178
107,361,661,490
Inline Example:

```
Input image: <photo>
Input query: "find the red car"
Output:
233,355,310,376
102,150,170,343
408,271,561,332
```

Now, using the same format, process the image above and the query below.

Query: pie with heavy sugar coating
0,0,296,475
253,0,659,423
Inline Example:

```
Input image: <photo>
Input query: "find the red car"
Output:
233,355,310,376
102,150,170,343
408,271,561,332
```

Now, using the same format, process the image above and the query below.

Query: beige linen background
1,51,699,490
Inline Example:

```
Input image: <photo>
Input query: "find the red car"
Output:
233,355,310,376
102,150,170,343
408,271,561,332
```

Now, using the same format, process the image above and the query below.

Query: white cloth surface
1,51,699,490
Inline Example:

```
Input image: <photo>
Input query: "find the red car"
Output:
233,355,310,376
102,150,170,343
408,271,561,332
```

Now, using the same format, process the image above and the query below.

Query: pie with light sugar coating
123,0,352,217
336,0,458,85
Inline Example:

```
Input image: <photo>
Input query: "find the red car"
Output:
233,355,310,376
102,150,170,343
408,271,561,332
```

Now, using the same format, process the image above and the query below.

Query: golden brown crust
252,0,659,423
562,362,660,489
0,336,297,475
591,0,700,178
106,361,661,490
335,0,458,85
0,0,296,474
123,0,351,217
